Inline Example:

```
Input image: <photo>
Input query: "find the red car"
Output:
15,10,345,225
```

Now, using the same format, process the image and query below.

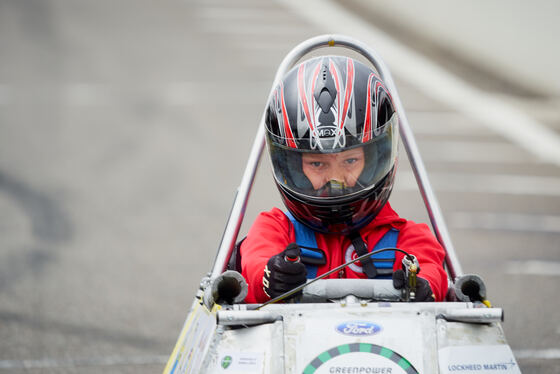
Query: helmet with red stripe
265,56,399,234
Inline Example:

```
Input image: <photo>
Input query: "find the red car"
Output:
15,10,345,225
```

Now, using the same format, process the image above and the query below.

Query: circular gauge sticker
302,343,419,374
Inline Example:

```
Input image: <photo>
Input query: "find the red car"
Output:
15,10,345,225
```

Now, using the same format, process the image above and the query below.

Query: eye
344,158,358,165
310,161,323,168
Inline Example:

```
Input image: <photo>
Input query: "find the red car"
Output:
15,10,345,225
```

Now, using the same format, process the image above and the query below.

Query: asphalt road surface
1,1,559,373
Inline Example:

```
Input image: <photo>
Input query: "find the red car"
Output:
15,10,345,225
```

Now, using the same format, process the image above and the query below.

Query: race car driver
240,56,447,303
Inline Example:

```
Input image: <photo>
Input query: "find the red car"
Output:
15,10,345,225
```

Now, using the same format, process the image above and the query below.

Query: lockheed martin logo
336,321,382,336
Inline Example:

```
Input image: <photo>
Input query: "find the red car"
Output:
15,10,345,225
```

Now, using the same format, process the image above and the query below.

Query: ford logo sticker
336,321,382,336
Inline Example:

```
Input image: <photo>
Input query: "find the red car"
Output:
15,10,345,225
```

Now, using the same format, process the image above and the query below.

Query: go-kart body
164,280,518,374
163,35,521,374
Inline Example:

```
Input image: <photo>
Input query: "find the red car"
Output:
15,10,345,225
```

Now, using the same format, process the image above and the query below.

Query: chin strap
349,232,378,279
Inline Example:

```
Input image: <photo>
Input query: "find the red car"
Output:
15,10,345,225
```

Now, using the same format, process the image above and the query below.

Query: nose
329,169,346,184
327,165,351,187
333,163,363,188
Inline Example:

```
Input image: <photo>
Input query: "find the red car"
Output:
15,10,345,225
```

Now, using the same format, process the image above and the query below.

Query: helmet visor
268,113,399,200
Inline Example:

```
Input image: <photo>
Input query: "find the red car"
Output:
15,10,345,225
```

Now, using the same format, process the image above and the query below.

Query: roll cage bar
210,34,463,283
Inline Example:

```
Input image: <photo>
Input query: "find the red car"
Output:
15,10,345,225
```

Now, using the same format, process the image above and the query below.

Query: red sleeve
240,208,293,303
393,222,448,301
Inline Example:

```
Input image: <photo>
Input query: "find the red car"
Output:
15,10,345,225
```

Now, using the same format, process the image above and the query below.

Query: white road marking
1,349,558,369
0,84,8,105
163,82,197,106
192,0,273,5
417,140,535,163
64,83,196,107
514,348,560,360
197,7,289,20
407,111,486,135
449,211,560,233
234,40,299,52
1,82,259,107
278,0,560,166
64,83,112,106
505,261,560,276
200,22,308,36
395,170,560,196
0,355,168,369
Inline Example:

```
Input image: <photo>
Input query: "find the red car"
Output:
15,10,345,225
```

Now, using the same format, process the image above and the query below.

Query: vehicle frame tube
211,34,463,281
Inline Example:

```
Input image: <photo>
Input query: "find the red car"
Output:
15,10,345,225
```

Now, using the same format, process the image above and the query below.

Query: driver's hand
263,243,307,300
392,269,435,302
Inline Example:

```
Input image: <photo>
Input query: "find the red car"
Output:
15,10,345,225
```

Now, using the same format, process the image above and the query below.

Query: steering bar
301,279,401,303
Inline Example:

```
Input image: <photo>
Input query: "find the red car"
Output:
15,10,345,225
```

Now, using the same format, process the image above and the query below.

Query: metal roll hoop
211,34,463,283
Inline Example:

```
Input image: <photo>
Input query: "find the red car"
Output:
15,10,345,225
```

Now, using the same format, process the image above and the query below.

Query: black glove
392,269,435,302
263,243,307,299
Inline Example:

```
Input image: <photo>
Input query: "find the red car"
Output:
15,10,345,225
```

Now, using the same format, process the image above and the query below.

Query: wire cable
256,247,412,310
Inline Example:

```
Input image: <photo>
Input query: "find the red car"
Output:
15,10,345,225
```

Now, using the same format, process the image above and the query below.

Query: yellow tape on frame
163,299,220,374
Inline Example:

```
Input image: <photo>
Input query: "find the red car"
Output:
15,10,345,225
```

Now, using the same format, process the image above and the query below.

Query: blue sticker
335,321,382,336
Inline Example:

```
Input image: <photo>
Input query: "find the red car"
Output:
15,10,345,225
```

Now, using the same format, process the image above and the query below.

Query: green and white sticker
303,343,419,374
217,351,263,373
221,356,232,369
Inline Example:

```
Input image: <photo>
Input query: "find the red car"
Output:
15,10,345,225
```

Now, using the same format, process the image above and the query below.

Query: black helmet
265,56,399,234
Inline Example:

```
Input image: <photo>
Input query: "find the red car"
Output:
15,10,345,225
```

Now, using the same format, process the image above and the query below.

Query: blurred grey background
1,0,559,373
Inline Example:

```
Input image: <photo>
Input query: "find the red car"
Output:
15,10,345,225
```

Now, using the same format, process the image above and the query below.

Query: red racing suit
240,202,448,303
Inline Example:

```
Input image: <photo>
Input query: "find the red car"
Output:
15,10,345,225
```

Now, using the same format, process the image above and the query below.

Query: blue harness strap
285,212,322,278
369,228,399,279
285,212,400,279
371,228,398,268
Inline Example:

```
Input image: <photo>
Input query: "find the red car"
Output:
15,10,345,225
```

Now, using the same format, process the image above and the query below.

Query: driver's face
302,148,365,190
